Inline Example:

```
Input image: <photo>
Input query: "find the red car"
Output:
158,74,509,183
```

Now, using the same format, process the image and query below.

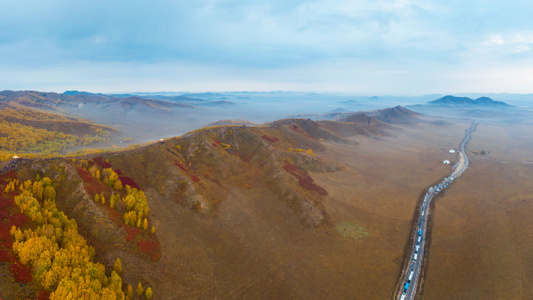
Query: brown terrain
2,104,530,299
422,122,533,299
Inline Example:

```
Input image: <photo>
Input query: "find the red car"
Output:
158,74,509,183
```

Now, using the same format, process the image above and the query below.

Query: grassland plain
422,122,533,300
310,117,471,299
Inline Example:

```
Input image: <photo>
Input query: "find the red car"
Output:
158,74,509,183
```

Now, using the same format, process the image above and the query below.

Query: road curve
395,121,478,300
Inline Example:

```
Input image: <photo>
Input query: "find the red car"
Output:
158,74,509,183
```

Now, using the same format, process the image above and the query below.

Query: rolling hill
0,106,434,299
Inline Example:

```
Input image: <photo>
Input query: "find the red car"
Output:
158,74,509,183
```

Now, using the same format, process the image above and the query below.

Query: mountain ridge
429,95,511,107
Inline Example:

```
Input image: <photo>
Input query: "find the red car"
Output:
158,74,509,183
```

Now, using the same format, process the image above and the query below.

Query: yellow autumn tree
137,282,144,296
10,178,126,300
110,195,116,209
114,257,122,275
126,284,133,300
143,218,148,230
114,179,123,190
146,287,153,300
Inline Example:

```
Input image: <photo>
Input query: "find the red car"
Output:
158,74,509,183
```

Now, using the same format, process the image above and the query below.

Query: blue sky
1,0,533,94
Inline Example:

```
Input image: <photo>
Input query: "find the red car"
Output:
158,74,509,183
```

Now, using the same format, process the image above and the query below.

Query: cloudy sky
1,0,533,94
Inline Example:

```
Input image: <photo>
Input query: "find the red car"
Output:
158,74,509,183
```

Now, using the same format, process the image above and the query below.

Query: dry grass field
2,111,490,299
117,117,473,299
422,122,533,300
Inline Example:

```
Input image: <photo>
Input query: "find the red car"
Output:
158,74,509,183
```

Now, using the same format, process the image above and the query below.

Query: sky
1,0,533,94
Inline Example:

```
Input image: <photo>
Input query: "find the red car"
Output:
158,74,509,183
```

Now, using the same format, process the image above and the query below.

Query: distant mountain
328,107,348,113
429,95,511,107
205,119,258,127
338,106,421,125
197,100,236,107
338,100,360,105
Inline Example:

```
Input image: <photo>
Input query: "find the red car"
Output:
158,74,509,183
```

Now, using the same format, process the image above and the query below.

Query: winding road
395,121,478,300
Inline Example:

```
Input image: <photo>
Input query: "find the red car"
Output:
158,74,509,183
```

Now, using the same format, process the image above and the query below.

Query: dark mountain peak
392,105,419,115
474,97,511,106
430,95,475,105
429,95,510,107
336,106,420,125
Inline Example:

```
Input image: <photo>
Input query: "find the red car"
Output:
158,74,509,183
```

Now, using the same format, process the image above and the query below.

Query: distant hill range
429,95,511,107
323,106,421,125
205,119,259,127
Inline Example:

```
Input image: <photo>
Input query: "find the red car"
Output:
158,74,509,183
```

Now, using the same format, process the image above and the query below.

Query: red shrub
213,140,222,146
119,176,139,190
114,169,122,175
174,161,188,172
75,166,107,196
0,170,17,183
175,161,200,182
0,249,16,263
283,163,328,196
262,135,279,142
37,290,51,300
125,227,142,242
290,124,305,134
10,212,30,228
102,204,123,224
288,124,317,140
137,239,161,261
93,157,111,168
10,261,32,283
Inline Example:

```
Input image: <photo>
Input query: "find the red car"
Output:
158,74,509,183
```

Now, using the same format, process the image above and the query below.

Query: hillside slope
1,108,461,299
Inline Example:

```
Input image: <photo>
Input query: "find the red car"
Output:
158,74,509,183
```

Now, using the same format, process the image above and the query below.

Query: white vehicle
409,271,414,281
414,253,418,261
401,295,406,300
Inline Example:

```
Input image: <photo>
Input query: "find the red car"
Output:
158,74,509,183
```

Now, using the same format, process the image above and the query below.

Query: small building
12,155,19,159
449,149,456,153
443,160,450,165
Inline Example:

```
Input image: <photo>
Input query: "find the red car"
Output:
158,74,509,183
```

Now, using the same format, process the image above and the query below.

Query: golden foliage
293,148,316,157
143,218,148,230
0,107,116,157
114,258,122,275
146,287,153,299
136,282,144,296
10,178,125,299
126,284,133,300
